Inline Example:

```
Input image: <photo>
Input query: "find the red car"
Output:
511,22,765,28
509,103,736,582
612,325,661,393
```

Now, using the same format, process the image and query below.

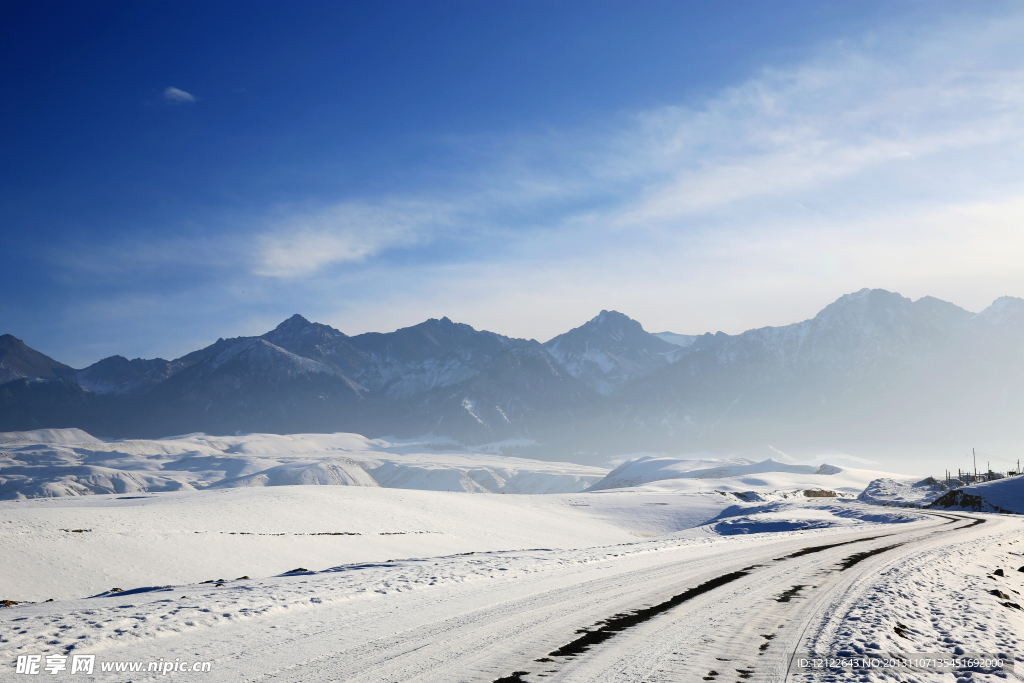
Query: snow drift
857,476,952,507
0,428,607,499
928,475,1024,514
588,454,890,495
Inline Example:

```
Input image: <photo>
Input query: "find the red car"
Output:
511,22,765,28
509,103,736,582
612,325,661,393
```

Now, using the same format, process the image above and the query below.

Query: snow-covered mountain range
4,288,1024,462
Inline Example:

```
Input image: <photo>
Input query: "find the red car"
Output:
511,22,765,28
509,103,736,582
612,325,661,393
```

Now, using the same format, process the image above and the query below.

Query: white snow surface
0,440,932,603
858,475,953,507
1,483,926,604
589,454,892,495
930,474,1024,514
0,428,102,445
0,491,969,683
963,475,1024,513
708,500,920,535
9,433,1024,682
857,474,1024,513
0,429,607,499
6,450,1022,682
796,522,1024,683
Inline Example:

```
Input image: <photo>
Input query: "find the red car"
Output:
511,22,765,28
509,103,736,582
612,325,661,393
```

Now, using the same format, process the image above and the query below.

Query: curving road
76,508,1023,683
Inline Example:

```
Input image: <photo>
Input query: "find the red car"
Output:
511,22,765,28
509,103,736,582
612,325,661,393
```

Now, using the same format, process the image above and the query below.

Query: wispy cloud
303,9,1024,337
163,86,195,103
603,18,1024,227
251,200,454,278
44,6,1024,362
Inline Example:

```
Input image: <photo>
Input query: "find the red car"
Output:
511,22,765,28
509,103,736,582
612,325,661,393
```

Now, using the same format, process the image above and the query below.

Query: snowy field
589,453,900,495
3,506,1021,682
0,429,608,498
3,429,1024,682
0,429,921,504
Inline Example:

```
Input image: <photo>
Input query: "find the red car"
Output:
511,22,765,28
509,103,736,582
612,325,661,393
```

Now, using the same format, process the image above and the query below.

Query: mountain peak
973,296,1024,328
829,288,905,307
422,316,458,328
277,314,311,329
987,295,1024,310
812,289,915,323
265,314,350,342
592,310,635,326
0,335,74,385
543,310,677,394
550,310,659,343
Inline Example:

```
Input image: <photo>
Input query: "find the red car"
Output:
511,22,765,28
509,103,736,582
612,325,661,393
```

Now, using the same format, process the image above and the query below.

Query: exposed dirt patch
775,536,885,561
775,585,806,602
493,567,757,681
492,671,530,683
838,544,902,570
547,569,753,658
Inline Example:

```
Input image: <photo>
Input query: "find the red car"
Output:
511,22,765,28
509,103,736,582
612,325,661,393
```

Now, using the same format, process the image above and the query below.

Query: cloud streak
605,17,1024,227
163,86,195,103
42,6,1024,363
252,200,453,278
293,7,1024,336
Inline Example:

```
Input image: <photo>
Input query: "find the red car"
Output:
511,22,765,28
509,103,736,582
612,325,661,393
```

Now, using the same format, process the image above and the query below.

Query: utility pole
974,448,977,482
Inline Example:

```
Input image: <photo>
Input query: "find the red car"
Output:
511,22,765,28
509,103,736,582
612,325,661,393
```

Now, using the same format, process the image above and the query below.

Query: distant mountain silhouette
4,289,1024,464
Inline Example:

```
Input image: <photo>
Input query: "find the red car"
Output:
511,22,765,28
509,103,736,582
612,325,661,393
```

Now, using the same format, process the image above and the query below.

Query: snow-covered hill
928,474,1024,513
0,429,608,499
588,454,893,495
857,476,953,507
0,467,928,602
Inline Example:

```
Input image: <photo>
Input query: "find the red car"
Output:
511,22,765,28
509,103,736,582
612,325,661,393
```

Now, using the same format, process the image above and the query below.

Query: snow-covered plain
4,430,1023,682
4,505,1020,683
0,483,928,604
0,430,935,603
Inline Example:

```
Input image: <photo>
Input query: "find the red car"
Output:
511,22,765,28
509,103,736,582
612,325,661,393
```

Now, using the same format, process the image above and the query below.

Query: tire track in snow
494,513,988,683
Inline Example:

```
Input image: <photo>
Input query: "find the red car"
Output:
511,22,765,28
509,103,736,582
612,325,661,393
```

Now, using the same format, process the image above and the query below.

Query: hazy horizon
1,287,1011,370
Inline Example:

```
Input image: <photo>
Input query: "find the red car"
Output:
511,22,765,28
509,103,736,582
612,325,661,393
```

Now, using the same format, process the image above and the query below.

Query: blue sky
3,1,1024,367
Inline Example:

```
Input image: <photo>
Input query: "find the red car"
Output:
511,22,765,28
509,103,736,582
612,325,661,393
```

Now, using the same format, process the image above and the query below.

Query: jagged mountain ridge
127,338,367,436
543,310,681,395
4,289,1024,463
609,289,1024,454
344,316,530,399
0,335,75,385
75,356,182,395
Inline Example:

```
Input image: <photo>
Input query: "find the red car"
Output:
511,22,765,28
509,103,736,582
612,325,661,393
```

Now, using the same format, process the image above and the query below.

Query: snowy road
10,508,1021,682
